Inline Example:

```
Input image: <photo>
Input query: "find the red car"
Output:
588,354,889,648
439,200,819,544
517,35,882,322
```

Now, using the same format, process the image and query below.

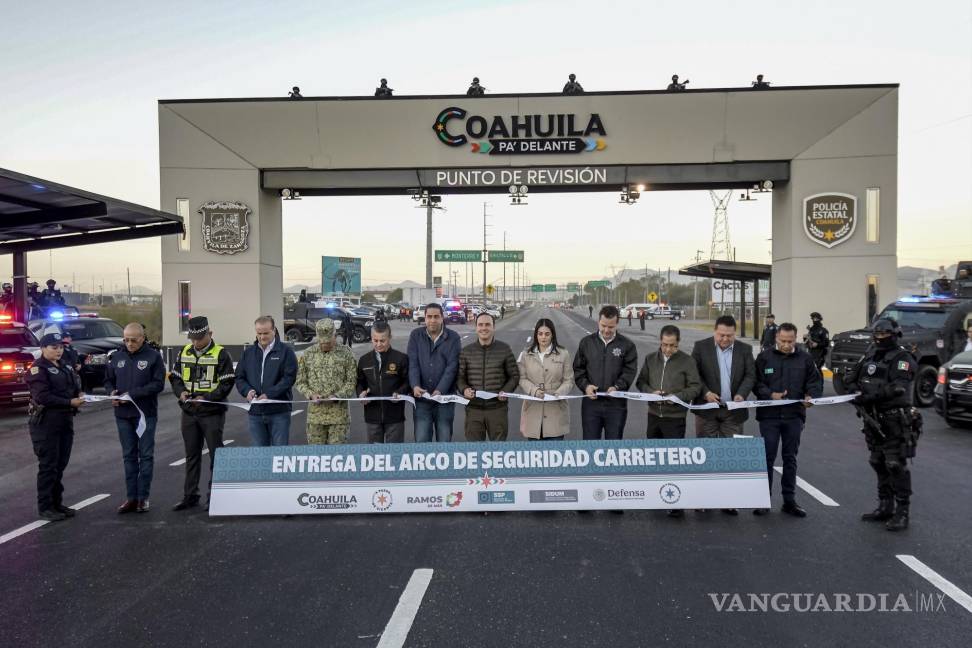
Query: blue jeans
248,412,292,446
414,400,455,442
117,416,157,501
759,417,804,503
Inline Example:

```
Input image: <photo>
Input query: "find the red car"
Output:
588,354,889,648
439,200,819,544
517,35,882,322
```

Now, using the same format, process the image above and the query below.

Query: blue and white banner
209,439,771,516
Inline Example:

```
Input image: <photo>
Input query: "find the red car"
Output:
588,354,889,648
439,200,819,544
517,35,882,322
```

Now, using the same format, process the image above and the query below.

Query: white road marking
170,439,235,466
526,336,532,343
291,409,304,416
1,493,110,545
376,568,434,648
897,554,972,614
773,467,839,506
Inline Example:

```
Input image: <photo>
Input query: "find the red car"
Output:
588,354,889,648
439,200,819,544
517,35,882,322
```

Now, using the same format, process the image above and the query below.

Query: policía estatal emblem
866,363,877,376
137,360,148,370
199,201,251,255
803,192,857,249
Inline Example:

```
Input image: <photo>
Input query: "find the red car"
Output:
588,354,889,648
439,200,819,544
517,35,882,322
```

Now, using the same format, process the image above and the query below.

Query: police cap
39,332,64,347
187,316,210,340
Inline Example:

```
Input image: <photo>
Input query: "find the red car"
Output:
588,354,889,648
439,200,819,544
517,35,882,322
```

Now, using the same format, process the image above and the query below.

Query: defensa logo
297,492,358,510
433,107,607,155
803,192,857,248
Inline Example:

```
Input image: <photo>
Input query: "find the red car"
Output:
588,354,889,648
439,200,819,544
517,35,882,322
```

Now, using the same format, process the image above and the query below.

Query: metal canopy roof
679,259,772,282
0,168,184,253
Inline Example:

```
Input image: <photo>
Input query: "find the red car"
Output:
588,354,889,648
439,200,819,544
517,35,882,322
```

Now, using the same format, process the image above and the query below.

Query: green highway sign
587,280,611,288
566,283,581,292
435,250,482,262
531,284,544,293
544,284,557,292
487,250,524,262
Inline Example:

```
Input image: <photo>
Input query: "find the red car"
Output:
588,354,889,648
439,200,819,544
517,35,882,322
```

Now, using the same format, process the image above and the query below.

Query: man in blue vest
168,316,235,511
106,322,166,513
235,315,298,446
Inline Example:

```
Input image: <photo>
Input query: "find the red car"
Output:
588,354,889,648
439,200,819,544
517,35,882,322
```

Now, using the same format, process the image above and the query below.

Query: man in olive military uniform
844,318,921,531
168,316,235,511
27,332,86,521
296,318,357,444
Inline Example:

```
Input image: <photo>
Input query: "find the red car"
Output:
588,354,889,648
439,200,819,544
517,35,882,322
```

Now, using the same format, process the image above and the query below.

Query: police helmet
46,279,56,286
872,318,902,338
810,312,822,320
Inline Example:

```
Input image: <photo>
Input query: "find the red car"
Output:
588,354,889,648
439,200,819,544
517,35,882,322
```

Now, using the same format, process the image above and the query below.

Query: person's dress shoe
667,509,685,518
54,504,76,517
117,500,138,514
782,502,807,517
39,509,66,522
172,499,198,511
753,508,769,516
137,500,150,513
721,508,739,516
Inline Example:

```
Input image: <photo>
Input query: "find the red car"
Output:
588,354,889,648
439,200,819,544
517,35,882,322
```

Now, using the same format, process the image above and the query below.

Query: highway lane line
291,409,304,417
169,439,236,467
773,467,840,506
376,568,434,648
897,555,972,614
1,493,110,545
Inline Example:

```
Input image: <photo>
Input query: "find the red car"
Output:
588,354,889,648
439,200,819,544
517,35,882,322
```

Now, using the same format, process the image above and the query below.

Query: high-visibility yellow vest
179,343,224,393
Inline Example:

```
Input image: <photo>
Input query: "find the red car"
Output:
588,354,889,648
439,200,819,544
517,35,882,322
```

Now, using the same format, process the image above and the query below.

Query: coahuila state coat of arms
199,201,251,254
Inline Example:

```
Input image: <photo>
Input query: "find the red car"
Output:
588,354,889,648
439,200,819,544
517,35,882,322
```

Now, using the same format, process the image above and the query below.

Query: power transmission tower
709,190,733,261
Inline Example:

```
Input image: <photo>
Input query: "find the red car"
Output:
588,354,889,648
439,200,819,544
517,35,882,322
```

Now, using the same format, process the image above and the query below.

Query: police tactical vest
180,343,224,393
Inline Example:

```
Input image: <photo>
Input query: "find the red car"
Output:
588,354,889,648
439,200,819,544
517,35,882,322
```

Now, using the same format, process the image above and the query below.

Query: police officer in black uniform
0,282,13,312
41,279,64,307
60,330,82,373
760,314,778,351
27,332,86,521
804,312,830,370
844,318,921,531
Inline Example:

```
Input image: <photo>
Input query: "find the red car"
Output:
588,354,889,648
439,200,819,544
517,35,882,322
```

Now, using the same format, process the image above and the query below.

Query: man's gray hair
124,322,146,336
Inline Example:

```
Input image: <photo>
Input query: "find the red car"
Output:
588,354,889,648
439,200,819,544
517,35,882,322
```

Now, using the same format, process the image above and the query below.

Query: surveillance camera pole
425,200,433,289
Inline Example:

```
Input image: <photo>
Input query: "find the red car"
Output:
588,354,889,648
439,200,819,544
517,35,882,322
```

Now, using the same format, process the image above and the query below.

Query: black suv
934,350,972,428
283,302,373,343
831,297,972,407
28,313,125,392
0,317,39,407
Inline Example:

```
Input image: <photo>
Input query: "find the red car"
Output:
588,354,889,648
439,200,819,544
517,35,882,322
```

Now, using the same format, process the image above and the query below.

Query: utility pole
693,249,704,319
502,231,507,306
425,201,433,289
482,202,490,302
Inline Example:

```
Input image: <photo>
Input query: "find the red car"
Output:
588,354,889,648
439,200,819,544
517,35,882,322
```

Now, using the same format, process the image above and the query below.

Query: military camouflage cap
316,317,336,340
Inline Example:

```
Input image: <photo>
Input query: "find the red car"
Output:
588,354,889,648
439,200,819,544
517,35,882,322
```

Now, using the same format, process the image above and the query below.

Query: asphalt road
1,306,970,647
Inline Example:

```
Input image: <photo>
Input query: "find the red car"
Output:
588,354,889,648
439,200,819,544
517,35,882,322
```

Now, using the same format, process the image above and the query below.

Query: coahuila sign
433,106,607,155
208,439,770,516
803,192,857,248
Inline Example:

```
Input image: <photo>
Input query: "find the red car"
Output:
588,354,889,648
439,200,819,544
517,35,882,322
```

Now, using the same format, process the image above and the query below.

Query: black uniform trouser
181,411,225,501
645,414,686,439
867,419,912,506
30,413,74,513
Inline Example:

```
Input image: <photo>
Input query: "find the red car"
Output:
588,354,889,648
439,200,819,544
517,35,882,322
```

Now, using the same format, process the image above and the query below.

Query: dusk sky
1,0,969,293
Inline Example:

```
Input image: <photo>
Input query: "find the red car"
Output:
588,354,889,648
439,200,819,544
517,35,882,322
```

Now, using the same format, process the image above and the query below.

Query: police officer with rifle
843,319,922,531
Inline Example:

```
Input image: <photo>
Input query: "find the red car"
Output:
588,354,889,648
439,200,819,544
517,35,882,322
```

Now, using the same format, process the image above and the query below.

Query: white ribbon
193,395,417,412
83,394,147,437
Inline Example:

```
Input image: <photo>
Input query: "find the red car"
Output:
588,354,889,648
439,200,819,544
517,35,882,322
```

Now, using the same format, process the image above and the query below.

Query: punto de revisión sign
432,106,607,154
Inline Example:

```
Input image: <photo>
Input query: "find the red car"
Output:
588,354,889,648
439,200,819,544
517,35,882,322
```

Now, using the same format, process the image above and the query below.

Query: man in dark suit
692,314,757,438
691,315,756,515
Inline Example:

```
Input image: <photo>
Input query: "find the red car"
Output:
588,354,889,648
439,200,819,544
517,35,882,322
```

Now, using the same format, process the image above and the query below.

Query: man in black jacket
804,312,830,370
168,316,235,511
759,314,778,352
573,305,638,440
458,313,519,441
105,323,166,514
692,315,756,439
235,316,298,447
357,321,410,443
752,322,823,517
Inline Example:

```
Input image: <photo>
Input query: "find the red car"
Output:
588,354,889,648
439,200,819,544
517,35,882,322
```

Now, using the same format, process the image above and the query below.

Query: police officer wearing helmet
804,312,830,371
843,318,921,531
26,332,86,521
168,316,235,511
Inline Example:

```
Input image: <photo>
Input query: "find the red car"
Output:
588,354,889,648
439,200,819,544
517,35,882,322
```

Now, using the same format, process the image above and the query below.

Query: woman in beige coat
518,318,574,440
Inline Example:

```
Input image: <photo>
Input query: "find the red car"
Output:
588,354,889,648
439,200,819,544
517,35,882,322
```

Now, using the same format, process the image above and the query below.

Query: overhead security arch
159,83,898,348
